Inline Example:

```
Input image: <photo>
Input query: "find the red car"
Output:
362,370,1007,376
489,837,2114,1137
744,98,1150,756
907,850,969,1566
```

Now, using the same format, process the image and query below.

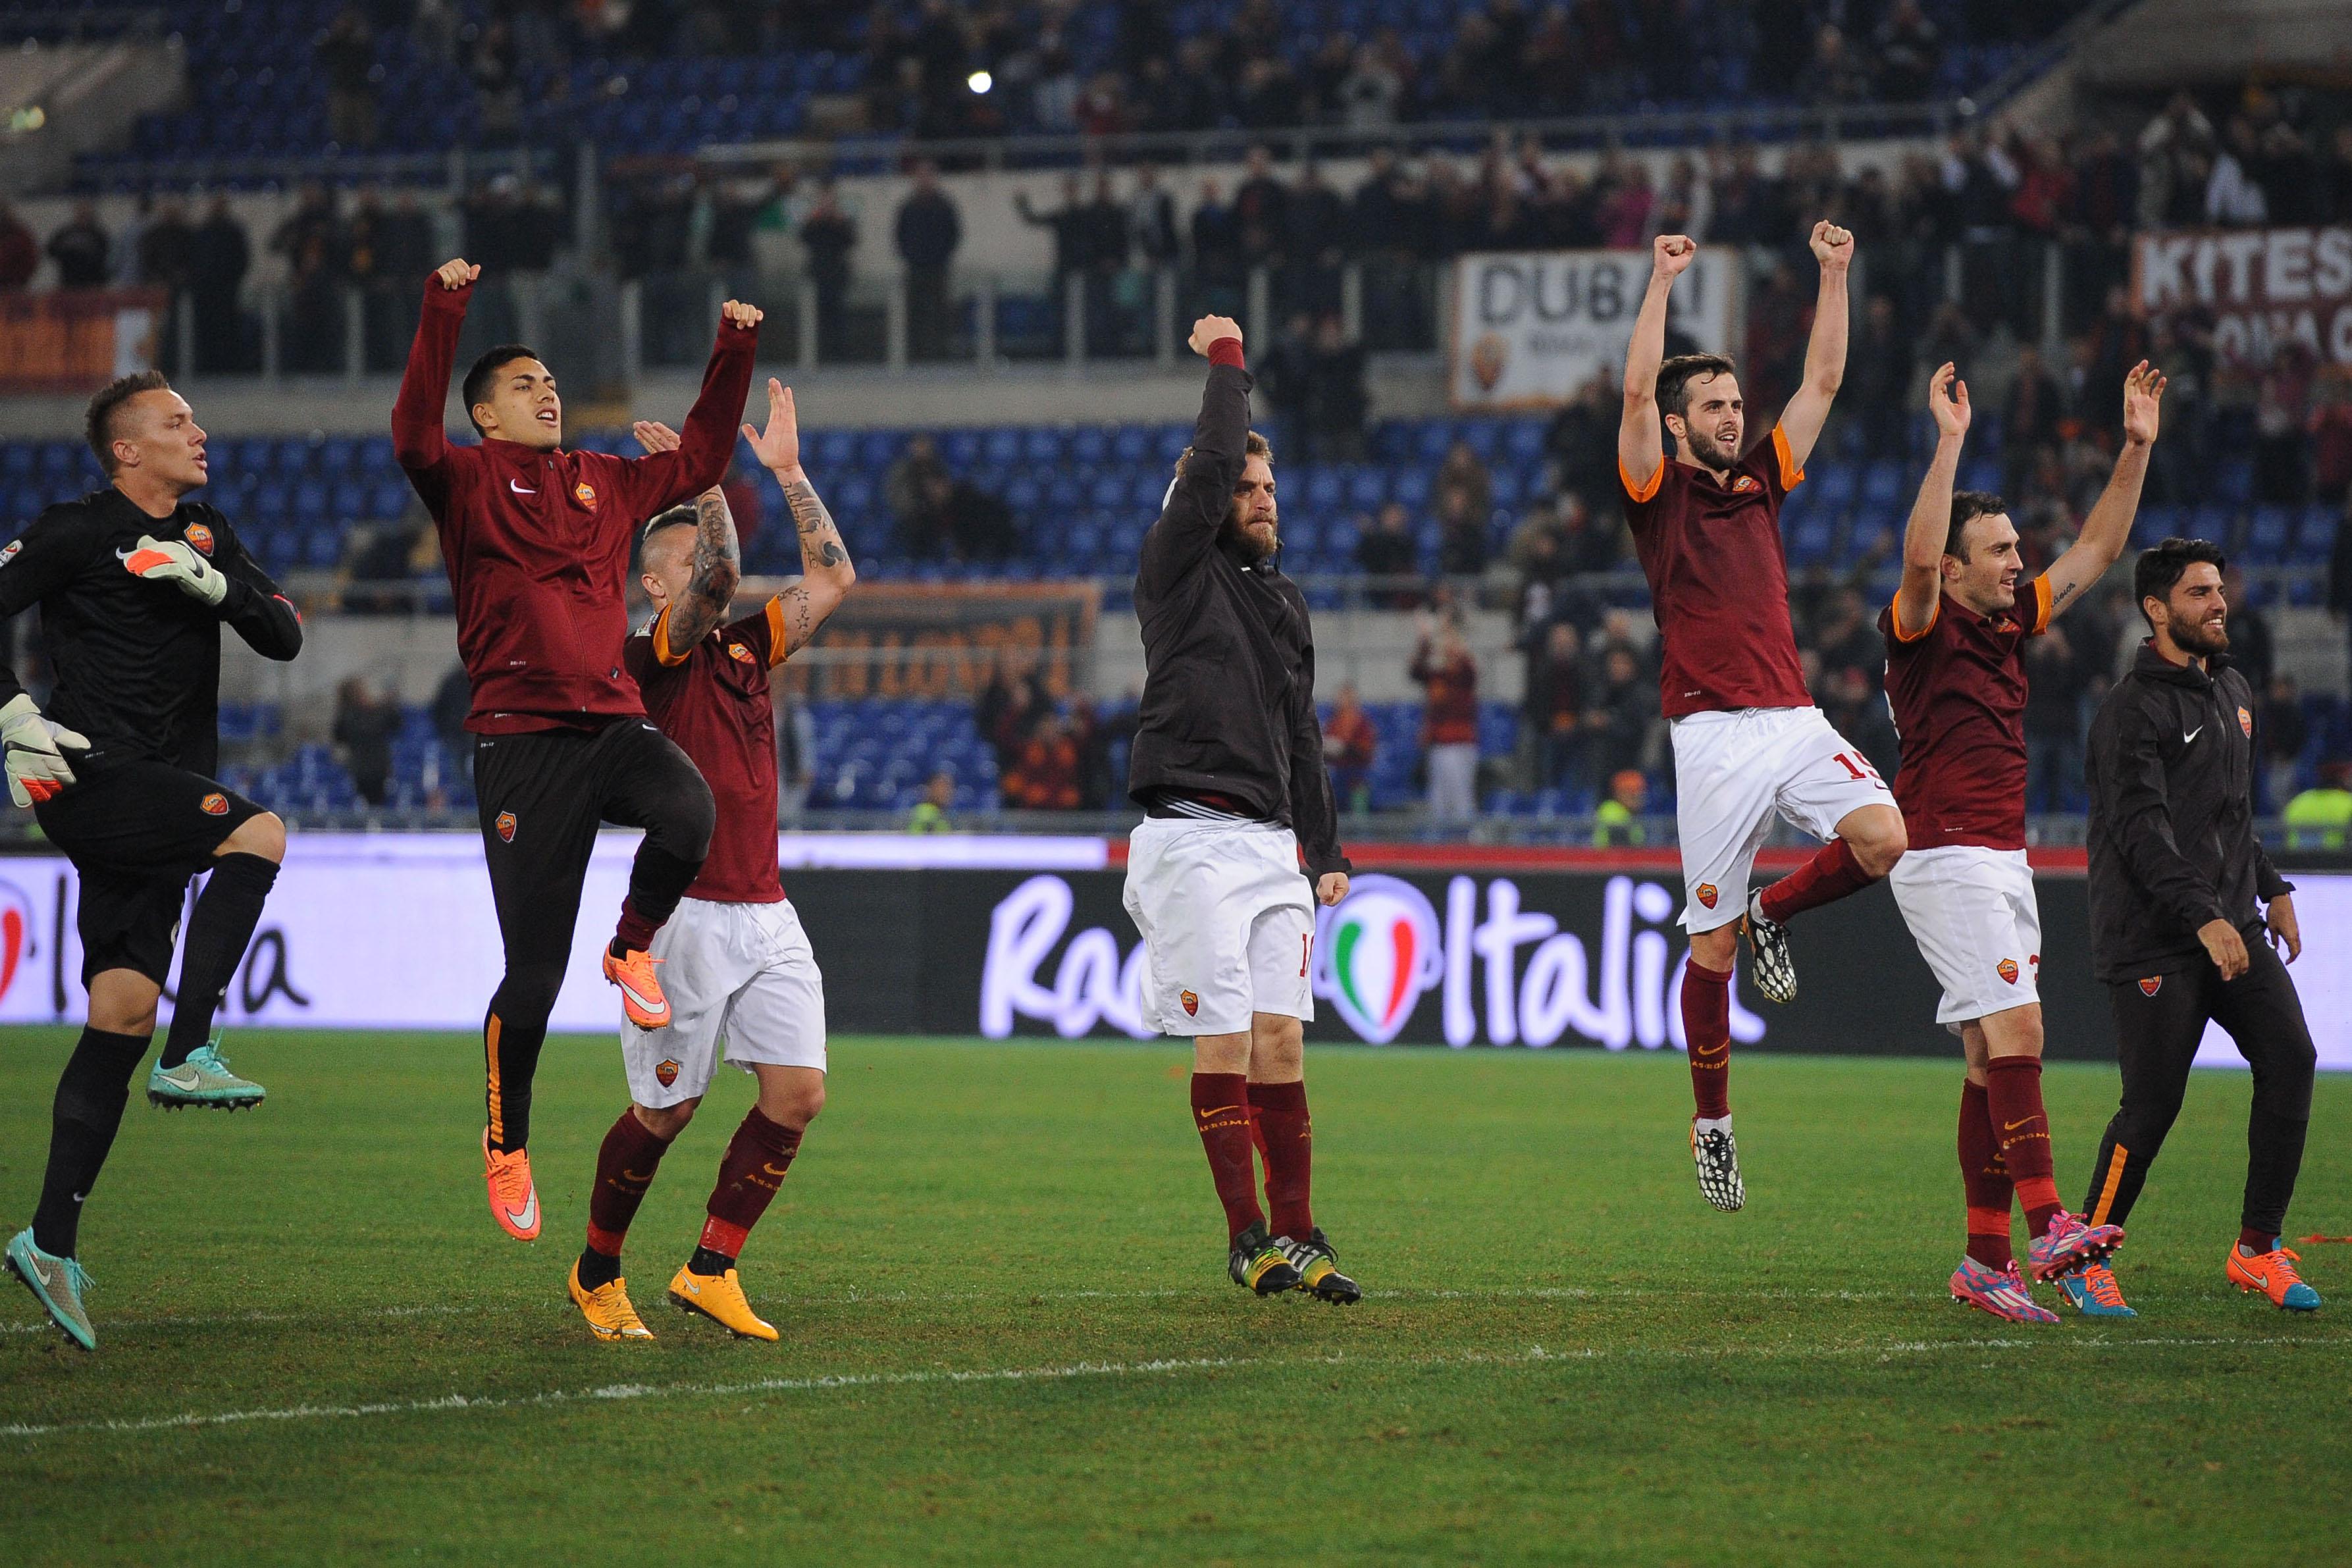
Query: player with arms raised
1124,315,1357,1303
1619,225,1908,1211
1883,361,2162,1322
563,380,855,1343
394,256,758,1242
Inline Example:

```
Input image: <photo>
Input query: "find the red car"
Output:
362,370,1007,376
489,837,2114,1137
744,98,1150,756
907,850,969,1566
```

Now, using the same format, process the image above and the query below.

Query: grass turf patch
1,1030,2345,1565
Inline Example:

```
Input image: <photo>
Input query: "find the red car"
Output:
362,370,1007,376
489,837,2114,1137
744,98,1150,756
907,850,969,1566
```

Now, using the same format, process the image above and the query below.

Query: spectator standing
2259,672,2307,814
189,196,251,373
1016,174,1093,286
1433,440,1492,529
2023,615,2093,812
799,180,857,361
332,677,401,807
1593,769,1648,846
2284,759,2352,849
1436,486,1487,577
1322,683,1378,813
47,202,111,289
431,662,472,789
1525,620,1586,791
1411,612,1480,822
0,200,36,290
1130,165,1180,270
321,7,381,148
1587,643,1652,781
895,161,962,361
2222,565,2275,696
1307,313,1369,461
886,434,951,550
1356,502,1421,606
136,197,196,295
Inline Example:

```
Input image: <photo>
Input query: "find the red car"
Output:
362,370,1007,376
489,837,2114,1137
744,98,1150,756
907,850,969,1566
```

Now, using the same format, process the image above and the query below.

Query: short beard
1224,515,1278,562
1678,426,1739,471
2173,616,2230,659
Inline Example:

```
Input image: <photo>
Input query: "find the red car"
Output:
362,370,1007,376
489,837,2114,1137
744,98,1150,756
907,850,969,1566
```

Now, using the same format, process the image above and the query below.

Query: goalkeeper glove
1,693,89,806
124,534,228,607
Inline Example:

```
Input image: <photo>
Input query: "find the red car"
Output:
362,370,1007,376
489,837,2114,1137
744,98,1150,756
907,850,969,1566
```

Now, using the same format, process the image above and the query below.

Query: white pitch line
1,1334,2335,1442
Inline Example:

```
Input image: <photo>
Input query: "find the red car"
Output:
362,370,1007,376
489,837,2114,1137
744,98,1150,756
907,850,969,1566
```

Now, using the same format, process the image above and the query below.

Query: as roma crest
1694,883,1719,910
1731,475,1760,492
1997,958,2020,985
199,792,229,816
573,480,599,510
496,810,517,843
182,522,215,556
1180,989,1199,1017
2238,705,2253,739
728,642,755,664
2139,976,2162,997
654,1058,681,1087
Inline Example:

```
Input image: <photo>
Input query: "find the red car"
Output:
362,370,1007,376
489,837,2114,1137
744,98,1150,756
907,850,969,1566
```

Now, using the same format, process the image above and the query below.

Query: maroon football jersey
1620,426,1812,719
1878,577,2054,851
624,596,789,903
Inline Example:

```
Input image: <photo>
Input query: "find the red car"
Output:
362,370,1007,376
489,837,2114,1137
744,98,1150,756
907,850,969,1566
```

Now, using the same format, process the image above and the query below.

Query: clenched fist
1652,234,1696,278
1188,315,1242,356
1809,221,1854,271
433,257,479,290
721,300,764,330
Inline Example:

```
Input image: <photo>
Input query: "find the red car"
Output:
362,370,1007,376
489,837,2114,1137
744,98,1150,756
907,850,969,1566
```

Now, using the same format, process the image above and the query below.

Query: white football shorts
1670,704,1893,933
620,895,827,1109
1889,844,2043,1028
1123,816,1316,1037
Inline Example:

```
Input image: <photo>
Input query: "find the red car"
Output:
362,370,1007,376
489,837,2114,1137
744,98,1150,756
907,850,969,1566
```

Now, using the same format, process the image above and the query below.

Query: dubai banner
1448,248,1735,411
0,288,168,394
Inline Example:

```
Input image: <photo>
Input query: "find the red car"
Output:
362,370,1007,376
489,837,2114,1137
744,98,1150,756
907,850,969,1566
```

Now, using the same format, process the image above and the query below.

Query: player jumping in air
1619,226,1905,1211
394,256,758,1241
3,373,302,1350
2078,538,2322,1315
1124,315,1358,1303
563,380,855,1343
1882,361,2163,1324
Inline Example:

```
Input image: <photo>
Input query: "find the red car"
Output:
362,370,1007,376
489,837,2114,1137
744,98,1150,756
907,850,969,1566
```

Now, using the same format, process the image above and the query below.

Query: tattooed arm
739,377,857,656
631,419,743,658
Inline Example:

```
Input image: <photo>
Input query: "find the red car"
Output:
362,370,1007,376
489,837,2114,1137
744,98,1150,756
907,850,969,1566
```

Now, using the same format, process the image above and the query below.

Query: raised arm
1140,315,1251,586
1619,234,1694,498
1774,221,1854,473
631,419,741,659
612,300,763,519
748,379,858,658
2045,362,2166,622
392,258,478,490
1893,363,1968,640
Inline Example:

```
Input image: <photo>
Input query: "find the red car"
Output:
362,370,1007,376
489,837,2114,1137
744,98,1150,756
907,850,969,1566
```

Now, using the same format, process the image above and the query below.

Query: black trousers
2083,933,2316,1238
472,718,713,1149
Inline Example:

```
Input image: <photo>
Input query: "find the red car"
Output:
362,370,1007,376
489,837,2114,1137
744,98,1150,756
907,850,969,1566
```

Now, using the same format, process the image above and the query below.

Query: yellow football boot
567,1260,654,1342
667,1263,779,1341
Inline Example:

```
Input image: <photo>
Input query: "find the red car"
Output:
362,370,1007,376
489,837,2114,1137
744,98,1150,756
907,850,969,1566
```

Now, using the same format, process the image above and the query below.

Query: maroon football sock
1959,1080,2015,1269
584,1107,675,1260
1758,838,1875,924
611,899,661,956
699,1107,802,1261
1249,1079,1314,1239
1984,1055,2060,1240
2238,1226,2280,1254
1682,959,1733,1120
1191,1073,1264,1241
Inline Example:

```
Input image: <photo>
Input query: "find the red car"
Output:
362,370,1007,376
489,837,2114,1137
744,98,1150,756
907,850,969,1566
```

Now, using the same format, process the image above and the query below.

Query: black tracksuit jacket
2085,639,2293,983
1127,349,1349,882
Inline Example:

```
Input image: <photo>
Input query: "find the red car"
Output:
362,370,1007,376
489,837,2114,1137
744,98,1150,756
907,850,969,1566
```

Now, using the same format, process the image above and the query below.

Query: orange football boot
483,1129,542,1241
603,946,671,1030
2226,1241,2322,1311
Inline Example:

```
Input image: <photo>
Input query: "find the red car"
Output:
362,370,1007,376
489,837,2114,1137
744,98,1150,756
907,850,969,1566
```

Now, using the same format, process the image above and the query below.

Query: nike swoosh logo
1197,1106,1241,1118
158,1066,201,1089
620,1168,655,1183
510,480,540,495
760,1163,792,1178
615,978,663,1010
2002,1117,2039,1132
502,1192,539,1228
115,546,137,560
2183,727,2202,743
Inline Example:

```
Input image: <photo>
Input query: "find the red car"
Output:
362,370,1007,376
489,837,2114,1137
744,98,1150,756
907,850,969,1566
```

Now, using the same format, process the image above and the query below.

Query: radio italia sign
980,871,1767,1051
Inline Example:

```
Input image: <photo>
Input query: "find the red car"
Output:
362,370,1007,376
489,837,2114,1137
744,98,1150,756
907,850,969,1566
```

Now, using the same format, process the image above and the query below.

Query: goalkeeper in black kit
2,372,302,1352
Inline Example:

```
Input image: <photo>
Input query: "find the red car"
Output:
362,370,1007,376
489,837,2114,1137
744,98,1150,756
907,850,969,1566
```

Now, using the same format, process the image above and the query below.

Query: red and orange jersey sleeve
763,594,791,667
2028,575,2054,636
648,602,693,667
1618,454,1663,504
1888,590,1939,644
1769,426,1805,492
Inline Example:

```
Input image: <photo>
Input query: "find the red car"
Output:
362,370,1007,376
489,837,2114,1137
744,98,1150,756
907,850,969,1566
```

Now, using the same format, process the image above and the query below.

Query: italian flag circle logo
1320,875,1445,1043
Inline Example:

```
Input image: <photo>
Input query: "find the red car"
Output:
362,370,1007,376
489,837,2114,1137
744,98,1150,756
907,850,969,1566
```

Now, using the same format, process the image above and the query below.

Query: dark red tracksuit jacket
392,275,759,735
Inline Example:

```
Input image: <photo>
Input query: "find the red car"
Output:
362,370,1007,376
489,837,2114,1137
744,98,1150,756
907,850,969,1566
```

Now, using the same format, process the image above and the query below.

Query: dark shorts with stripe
32,755,265,987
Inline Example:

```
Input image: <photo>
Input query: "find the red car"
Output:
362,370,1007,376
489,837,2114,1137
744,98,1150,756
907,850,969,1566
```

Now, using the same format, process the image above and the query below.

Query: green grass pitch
1,1029,2346,1565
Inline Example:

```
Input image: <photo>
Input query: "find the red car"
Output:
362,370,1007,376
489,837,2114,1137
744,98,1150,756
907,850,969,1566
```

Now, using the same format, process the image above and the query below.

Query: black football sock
576,1245,623,1290
30,1028,151,1258
159,852,280,1069
687,1244,736,1276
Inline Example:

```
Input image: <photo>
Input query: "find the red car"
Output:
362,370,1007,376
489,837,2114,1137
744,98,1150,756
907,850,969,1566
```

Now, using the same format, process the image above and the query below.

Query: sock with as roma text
1983,1055,2061,1240
1757,837,1876,925
690,1107,802,1274
1682,959,1733,1121
1192,1072,1264,1241
576,1107,676,1290
1958,1078,2016,1270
